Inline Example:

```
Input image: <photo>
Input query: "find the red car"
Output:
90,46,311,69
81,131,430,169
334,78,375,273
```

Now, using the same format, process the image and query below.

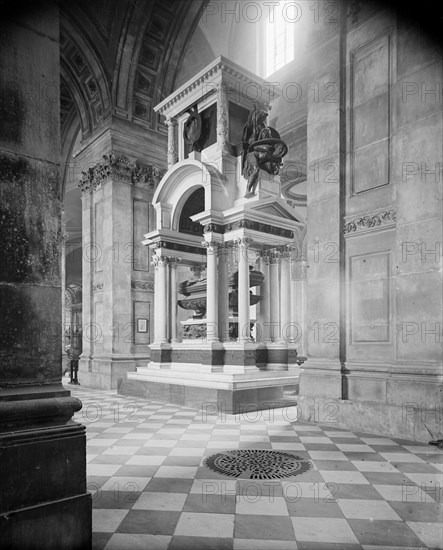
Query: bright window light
265,2,297,77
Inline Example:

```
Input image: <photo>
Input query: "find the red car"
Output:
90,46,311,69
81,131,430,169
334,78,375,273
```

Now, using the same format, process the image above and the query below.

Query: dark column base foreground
0,494,91,550
0,389,92,550
119,376,299,414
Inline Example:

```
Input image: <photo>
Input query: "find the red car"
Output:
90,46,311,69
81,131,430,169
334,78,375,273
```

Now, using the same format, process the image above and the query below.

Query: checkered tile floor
69,385,443,550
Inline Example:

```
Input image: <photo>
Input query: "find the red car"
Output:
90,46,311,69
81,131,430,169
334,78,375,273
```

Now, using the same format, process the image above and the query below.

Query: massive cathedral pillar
77,138,163,388
0,4,91,547
298,11,344,400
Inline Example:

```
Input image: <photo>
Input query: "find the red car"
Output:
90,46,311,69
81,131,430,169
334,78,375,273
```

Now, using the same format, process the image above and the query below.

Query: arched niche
152,159,224,232
177,187,205,236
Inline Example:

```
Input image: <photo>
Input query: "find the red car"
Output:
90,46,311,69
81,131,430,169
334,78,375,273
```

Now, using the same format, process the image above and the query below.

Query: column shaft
218,245,229,342
280,251,291,344
154,257,168,343
238,240,251,341
169,260,178,343
205,243,219,341
269,253,280,342
258,256,270,342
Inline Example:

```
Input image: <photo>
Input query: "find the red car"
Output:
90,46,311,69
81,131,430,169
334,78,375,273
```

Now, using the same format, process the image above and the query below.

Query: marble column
237,239,251,342
280,248,291,344
204,241,219,342
166,117,178,168
258,252,271,342
169,258,179,343
269,250,281,342
218,244,230,342
153,255,168,343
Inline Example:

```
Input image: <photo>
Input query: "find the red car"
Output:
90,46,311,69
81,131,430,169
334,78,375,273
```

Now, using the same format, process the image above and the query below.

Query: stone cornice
154,56,281,118
203,220,294,240
152,240,206,257
344,208,396,236
78,153,166,193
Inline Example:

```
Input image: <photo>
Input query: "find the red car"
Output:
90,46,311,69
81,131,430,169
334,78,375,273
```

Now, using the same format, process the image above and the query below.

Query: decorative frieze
79,153,165,193
131,280,155,291
344,208,396,236
226,219,294,239
152,240,206,256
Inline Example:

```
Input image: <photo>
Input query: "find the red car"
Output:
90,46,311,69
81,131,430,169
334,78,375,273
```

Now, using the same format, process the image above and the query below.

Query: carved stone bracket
344,208,397,236
92,282,103,292
79,153,165,193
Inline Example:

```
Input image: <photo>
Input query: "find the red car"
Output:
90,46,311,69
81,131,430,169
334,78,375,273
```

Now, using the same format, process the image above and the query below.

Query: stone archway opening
178,187,205,236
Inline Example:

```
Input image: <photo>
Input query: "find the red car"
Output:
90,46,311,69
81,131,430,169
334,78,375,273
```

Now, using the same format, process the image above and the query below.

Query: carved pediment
248,199,304,224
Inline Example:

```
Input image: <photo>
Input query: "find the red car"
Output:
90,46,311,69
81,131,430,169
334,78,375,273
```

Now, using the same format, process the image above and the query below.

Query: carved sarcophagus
178,269,264,319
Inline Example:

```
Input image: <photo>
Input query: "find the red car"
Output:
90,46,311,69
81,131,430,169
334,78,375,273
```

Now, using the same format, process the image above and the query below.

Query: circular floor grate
204,450,312,479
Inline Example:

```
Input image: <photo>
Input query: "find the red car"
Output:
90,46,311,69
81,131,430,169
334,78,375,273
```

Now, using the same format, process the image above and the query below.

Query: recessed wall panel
351,33,391,194
133,199,150,272
350,251,391,343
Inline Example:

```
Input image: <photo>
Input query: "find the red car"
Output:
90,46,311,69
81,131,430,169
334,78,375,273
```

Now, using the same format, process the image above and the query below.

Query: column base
0,494,91,550
266,342,288,371
79,354,146,389
0,390,91,550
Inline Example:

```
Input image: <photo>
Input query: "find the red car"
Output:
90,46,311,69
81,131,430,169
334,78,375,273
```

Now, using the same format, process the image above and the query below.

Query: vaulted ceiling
59,0,207,144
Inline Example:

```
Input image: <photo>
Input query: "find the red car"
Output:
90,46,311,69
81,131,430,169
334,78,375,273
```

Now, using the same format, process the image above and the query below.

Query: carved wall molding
344,208,397,236
79,153,166,193
131,280,155,291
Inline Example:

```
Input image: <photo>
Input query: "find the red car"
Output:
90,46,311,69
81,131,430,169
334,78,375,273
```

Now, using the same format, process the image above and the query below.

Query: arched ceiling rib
60,0,207,138
60,17,112,140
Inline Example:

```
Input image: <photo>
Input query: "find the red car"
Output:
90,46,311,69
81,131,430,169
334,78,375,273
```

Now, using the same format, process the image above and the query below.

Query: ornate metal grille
204,450,312,480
